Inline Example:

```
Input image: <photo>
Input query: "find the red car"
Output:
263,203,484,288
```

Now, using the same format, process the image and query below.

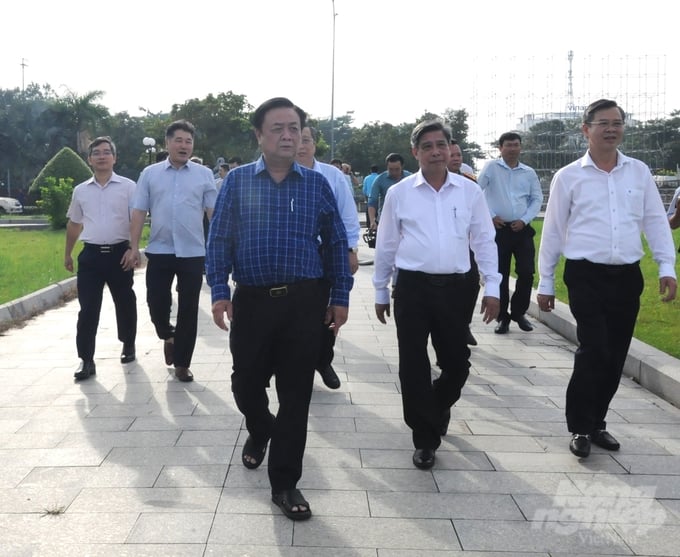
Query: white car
0,197,23,214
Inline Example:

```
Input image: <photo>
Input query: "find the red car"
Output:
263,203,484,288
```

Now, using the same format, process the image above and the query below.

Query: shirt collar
254,155,304,178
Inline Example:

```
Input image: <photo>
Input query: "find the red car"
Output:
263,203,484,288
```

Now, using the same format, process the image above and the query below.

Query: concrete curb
0,277,77,330
526,290,680,408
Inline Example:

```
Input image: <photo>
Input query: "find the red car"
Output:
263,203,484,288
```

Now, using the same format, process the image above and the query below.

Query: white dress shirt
373,170,501,304
538,150,677,296
67,172,136,245
312,160,361,249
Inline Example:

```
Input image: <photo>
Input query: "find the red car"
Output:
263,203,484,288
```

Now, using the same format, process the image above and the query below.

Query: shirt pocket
624,188,645,219
452,205,471,239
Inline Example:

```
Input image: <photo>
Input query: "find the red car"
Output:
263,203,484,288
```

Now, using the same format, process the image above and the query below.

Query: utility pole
330,0,337,160
20,58,28,92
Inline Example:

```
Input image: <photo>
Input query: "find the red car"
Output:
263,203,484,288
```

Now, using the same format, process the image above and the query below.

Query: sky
2,0,679,153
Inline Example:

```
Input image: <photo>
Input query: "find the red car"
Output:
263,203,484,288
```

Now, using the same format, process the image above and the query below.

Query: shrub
37,177,73,229
29,147,91,198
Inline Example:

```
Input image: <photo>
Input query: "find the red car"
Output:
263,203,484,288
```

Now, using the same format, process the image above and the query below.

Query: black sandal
241,435,269,469
271,488,312,520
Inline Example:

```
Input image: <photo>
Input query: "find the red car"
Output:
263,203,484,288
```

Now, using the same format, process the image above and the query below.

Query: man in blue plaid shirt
206,97,352,521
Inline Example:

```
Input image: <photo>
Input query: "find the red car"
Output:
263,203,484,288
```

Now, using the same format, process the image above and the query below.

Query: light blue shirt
362,172,378,197
312,160,361,249
667,186,680,217
477,158,543,224
132,159,217,257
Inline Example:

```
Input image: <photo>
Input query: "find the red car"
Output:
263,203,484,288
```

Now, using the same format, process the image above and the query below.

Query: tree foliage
2,82,679,209
30,147,91,197
37,177,73,229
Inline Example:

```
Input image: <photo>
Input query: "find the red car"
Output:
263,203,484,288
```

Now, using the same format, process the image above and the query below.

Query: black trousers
229,280,325,492
76,242,136,361
393,270,471,450
145,253,204,368
464,251,481,325
315,280,336,371
563,259,643,434
495,225,535,320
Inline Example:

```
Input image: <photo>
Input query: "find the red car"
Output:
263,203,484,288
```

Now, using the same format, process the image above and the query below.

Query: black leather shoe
590,430,620,451
317,364,341,389
120,342,136,364
439,409,451,437
514,315,534,332
569,434,591,458
494,318,510,334
466,327,478,346
174,366,194,382
413,448,436,469
74,360,96,381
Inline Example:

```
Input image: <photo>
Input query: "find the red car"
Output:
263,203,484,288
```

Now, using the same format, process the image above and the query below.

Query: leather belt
397,269,465,286
84,241,130,254
236,279,320,298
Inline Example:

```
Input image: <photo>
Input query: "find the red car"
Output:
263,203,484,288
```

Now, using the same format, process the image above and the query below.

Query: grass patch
0,228,74,303
531,219,680,359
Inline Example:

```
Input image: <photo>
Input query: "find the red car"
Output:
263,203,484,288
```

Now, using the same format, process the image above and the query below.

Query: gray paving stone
368,491,522,520
126,511,214,543
487,451,628,474
155,464,228,487
19,465,161,489
0,543,205,557
434,470,582,495
68,486,221,513
454,518,630,553
359,448,494,471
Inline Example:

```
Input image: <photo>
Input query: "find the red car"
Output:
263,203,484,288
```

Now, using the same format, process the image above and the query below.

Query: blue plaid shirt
206,156,353,306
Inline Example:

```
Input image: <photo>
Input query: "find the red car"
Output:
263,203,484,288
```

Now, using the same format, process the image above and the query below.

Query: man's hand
120,248,140,271
510,219,526,232
349,251,359,274
660,276,677,303
325,305,348,336
537,294,555,312
64,254,74,273
375,303,391,324
480,296,500,323
212,299,233,331
492,216,505,229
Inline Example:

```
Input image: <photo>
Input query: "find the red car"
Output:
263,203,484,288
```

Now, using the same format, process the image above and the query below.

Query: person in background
215,163,229,191
448,139,482,346
362,164,380,227
206,97,352,520
537,98,677,458
126,120,217,383
228,156,243,171
667,185,680,229
65,136,137,380
297,124,360,389
478,131,543,335
367,153,411,231
373,120,500,470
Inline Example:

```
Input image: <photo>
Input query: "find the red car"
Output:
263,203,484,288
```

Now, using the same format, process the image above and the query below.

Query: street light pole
142,137,156,165
330,0,336,160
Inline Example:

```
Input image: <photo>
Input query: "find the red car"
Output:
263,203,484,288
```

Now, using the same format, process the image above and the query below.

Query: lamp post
142,137,156,165
330,0,337,160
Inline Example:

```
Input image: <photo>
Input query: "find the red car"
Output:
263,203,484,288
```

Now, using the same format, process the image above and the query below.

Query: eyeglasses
587,120,625,129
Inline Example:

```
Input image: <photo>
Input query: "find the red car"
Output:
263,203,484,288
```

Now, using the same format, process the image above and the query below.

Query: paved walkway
1,253,680,556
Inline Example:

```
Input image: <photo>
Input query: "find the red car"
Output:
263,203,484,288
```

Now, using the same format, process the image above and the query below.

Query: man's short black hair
88,136,116,157
582,99,626,124
410,120,452,149
370,165,379,173
498,131,521,147
166,119,195,139
385,153,404,165
227,156,242,165
251,97,307,131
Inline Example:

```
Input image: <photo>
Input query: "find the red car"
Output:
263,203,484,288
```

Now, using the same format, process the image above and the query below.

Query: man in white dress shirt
296,125,360,389
537,98,677,458
373,120,501,470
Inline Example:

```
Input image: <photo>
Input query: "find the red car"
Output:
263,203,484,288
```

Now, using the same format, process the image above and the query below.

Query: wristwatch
348,247,358,253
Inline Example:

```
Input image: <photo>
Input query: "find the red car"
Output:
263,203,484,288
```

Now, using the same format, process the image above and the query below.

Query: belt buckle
100,245,112,254
269,286,288,298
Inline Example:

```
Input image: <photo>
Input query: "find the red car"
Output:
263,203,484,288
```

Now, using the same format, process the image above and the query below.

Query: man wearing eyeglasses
537,98,677,459
65,137,137,380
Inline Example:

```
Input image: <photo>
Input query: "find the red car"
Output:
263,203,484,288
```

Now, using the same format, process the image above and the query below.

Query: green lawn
531,220,680,359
